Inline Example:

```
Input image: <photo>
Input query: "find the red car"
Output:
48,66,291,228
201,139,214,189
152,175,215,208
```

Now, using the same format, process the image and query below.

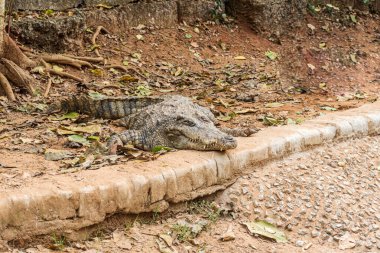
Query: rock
159,233,173,247
84,0,135,7
365,241,373,249
339,232,356,250
219,225,235,242
44,149,73,161
177,0,225,23
11,13,85,53
297,229,307,235
226,0,307,36
12,0,81,10
84,1,178,33
295,240,305,247
303,243,312,250
113,230,132,250
351,226,360,233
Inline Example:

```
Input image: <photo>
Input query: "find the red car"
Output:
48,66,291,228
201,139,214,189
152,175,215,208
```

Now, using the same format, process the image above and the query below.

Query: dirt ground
1,5,380,253
1,7,379,172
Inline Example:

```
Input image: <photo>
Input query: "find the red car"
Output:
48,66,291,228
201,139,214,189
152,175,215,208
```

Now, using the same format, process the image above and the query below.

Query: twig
127,68,147,79
48,69,84,83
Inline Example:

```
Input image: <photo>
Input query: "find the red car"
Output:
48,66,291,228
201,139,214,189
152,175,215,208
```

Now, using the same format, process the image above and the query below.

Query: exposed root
41,60,52,97
103,65,128,72
3,35,36,69
41,54,93,69
127,68,147,79
0,34,89,100
18,44,33,53
0,58,36,95
0,31,112,100
63,55,104,63
48,69,84,83
44,77,52,97
91,26,109,58
0,72,16,101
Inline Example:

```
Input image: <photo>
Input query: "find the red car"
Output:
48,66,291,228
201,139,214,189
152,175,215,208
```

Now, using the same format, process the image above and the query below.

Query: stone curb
1,101,380,241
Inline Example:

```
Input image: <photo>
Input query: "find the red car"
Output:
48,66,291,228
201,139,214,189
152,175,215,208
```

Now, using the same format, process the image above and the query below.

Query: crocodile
50,95,256,153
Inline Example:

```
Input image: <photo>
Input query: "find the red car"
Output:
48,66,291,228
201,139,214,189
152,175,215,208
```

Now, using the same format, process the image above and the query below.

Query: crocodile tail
54,95,163,119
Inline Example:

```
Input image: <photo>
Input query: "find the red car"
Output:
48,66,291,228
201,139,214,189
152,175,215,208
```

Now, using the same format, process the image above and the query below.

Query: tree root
0,58,36,95
0,72,15,101
91,26,109,58
48,69,84,83
103,65,128,72
3,35,36,69
40,59,83,97
41,54,93,69
40,60,52,97
63,55,104,63
0,30,125,100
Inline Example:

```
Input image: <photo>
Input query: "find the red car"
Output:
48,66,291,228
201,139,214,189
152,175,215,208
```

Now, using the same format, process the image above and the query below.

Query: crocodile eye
183,119,196,127
176,116,196,127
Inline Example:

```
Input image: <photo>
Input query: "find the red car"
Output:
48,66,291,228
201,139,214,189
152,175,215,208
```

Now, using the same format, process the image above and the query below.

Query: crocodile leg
107,130,146,154
220,127,259,137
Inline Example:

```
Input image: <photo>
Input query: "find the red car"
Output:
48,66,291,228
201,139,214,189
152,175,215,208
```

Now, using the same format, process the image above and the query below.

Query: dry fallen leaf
244,220,287,243
234,56,247,60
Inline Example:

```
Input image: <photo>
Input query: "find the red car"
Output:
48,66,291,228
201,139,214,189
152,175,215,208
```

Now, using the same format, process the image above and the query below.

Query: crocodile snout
221,135,237,149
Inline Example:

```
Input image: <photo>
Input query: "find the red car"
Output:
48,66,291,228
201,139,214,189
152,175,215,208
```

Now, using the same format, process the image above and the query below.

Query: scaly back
52,95,164,119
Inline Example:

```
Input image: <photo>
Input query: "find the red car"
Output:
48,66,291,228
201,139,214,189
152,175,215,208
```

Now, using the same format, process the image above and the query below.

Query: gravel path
11,136,380,252
216,135,380,251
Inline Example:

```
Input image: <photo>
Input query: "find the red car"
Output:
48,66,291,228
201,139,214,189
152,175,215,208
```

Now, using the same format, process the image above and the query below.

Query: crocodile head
116,95,238,151
161,115,237,151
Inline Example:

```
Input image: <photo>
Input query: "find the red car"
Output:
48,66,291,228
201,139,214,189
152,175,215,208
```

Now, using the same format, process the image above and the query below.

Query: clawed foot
107,135,123,155
221,127,260,137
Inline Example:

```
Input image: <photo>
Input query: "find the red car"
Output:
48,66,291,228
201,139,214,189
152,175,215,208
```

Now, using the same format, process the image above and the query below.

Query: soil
1,6,380,252
1,9,379,171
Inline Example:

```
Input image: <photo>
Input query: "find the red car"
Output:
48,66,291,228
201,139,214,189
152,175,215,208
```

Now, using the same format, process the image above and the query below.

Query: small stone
219,225,235,242
338,161,346,167
365,241,373,249
321,233,330,241
298,164,307,170
351,226,360,233
339,232,356,250
303,243,313,250
298,229,308,236
159,234,173,247
295,240,305,247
